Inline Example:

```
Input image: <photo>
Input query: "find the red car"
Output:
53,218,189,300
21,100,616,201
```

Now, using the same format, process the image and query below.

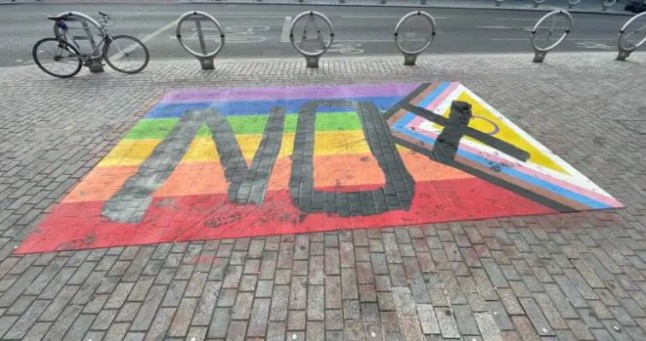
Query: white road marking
490,38,616,41
495,17,540,21
477,25,532,30
281,16,292,43
341,15,447,19
111,18,179,61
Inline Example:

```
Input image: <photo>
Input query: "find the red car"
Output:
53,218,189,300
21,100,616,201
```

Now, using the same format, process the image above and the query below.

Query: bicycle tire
103,35,149,74
32,37,82,78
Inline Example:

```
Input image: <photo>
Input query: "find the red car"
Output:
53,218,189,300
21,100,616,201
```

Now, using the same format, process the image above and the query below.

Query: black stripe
402,103,530,162
390,135,574,212
384,83,432,119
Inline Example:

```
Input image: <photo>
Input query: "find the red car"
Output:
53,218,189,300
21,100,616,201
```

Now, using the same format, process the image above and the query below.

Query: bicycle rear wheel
103,35,149,74
32,38,82,78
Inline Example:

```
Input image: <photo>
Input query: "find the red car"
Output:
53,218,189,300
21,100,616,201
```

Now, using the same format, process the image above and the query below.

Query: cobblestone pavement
0,52,645,340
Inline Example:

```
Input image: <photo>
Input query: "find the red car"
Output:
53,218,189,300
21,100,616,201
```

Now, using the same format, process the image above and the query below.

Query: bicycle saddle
47,16,66,21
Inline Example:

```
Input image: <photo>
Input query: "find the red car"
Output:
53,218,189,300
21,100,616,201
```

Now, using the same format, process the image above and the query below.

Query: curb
0,0,637,15
179,0,635,16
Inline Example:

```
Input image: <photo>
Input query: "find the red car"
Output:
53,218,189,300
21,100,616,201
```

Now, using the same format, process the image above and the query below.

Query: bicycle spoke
33,38,82,78
104,35,149,74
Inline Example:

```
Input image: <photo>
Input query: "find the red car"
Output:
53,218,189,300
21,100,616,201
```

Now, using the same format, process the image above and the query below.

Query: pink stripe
160,83,421,104
425,82,461,111
405,119,621,207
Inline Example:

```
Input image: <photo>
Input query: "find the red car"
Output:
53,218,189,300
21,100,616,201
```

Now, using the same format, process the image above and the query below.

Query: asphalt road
0,3,631,67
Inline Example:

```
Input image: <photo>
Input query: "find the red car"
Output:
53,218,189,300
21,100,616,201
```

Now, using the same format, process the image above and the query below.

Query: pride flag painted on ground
17,82,622,253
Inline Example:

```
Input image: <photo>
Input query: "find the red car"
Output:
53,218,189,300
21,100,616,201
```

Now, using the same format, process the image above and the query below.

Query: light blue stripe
418,82,451,109
145,96,403,119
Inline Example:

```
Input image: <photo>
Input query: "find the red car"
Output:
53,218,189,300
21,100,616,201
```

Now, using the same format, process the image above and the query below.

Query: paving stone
92,309,118,330
43,305,83,340
232,292,254,320
131,285,165,330
145,307,175,341
497,288,524,315
534,293,568,330
3,299,49,339
511,316,540,341
453,304,480,335
270,285,289,321
519,298,554,336
566,319,595,340
192,281,221,326
308,285,325,321
104,322,129,341
168,297,197,337
207,307,231,339
434,307,459,339
475,312,503,341
247,298,270,336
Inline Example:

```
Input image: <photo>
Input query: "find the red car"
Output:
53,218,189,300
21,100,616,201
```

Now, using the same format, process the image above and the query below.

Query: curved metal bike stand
290,11,335,68
617,12,646,61
530,10,573,63
394,11,436,66
176,11,225,70
568,0,581,9
53,11,106,73
602,0,617,11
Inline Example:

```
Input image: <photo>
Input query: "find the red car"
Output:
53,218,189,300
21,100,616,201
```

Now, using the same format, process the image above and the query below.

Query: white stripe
111,18,179,61
280,16,292,43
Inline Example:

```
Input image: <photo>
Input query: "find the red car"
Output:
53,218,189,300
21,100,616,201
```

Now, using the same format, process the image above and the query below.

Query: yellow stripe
97,131,373,167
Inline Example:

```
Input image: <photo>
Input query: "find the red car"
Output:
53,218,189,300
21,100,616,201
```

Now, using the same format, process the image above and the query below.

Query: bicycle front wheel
103,35,149,74
32,38,82,78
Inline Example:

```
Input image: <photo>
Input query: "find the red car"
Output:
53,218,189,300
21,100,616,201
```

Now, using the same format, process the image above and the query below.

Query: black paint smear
392,134,573,212
207,106,286,204
290,100,415,217
402,103,530,162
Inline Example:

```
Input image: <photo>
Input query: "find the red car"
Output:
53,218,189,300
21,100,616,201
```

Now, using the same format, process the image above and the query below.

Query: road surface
0,3,630,67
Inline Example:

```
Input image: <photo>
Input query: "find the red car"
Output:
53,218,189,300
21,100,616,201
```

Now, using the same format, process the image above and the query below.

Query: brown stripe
410,83,441,107
456,156,588,211
387,109,409,126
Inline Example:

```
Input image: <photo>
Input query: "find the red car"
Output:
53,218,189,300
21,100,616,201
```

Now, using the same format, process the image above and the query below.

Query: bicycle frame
52,12,113,62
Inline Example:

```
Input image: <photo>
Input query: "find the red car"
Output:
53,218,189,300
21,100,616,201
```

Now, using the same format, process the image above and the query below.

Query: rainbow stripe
16,82,622,253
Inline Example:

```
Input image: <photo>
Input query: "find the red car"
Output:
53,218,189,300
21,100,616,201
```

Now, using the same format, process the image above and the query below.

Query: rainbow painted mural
17,82,622,253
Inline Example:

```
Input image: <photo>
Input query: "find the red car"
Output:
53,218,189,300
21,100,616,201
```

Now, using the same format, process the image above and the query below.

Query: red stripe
17,178,555,253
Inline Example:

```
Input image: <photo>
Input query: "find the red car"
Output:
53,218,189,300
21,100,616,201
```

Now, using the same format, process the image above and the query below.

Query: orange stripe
397,146,473,181
63,147,473,202
63,166,138,203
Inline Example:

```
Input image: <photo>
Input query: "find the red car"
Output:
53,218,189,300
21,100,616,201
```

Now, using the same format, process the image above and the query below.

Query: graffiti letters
290,100,414,217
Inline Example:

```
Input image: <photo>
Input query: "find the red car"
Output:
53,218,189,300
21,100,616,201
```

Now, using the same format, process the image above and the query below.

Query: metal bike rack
533,0,546,8
617,12,646,61
289,11,334,68
568,0,581,9
53,11,106,73
602,0,617,11
394,11,436,66
176,11,225,70
530,10,573,63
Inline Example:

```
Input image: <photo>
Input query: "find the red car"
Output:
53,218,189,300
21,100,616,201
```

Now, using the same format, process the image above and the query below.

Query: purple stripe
161,82,422,103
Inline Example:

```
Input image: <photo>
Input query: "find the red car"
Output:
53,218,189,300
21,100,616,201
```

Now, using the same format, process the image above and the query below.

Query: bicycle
32,12,150,78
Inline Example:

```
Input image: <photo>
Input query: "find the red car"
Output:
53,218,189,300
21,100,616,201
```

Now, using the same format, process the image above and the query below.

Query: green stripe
125,112,362,139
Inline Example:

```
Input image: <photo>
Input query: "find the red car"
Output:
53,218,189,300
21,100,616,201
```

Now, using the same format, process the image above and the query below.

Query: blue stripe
145,96,404,118
418,82,451,109
390,120,610,209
